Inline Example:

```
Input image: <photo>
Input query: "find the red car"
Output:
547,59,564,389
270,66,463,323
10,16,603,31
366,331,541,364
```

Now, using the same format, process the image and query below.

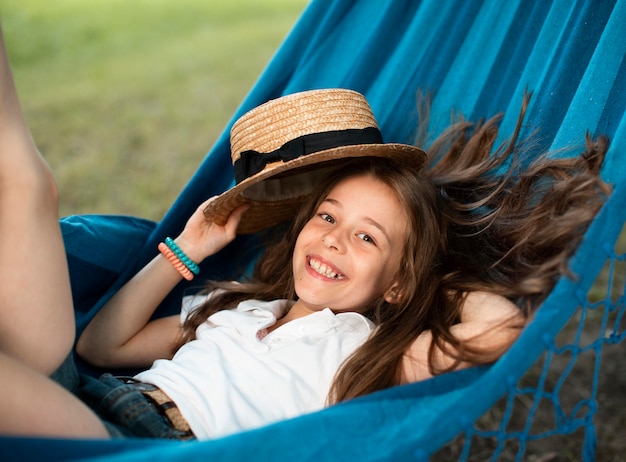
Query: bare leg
0,352,109,437
0,26,109,437
0,26,74,375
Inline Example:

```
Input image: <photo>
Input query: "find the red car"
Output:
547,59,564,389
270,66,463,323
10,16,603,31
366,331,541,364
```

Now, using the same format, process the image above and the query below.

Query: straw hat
203,88,426,234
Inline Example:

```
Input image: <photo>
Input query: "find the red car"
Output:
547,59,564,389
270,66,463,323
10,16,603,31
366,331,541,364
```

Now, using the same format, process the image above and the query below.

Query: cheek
294,222,320,255
376,249,404,286
292,231,311,274
292,231,307,260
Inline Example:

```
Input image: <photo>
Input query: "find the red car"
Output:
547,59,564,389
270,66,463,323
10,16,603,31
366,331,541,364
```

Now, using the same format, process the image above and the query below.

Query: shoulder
460,291,524,325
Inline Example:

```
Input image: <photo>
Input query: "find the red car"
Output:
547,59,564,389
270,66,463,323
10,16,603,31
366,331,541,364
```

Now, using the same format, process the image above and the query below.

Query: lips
307,256,347,280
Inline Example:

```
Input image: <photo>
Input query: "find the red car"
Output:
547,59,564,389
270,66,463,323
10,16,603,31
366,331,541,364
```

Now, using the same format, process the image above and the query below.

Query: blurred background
1,0,308,219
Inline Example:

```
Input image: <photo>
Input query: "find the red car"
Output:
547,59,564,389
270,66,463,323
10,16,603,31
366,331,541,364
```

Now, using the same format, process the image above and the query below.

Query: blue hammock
3,0,625,460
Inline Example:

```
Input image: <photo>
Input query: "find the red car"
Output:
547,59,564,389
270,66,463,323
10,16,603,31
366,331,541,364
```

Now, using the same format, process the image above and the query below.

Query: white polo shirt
134,295,374,440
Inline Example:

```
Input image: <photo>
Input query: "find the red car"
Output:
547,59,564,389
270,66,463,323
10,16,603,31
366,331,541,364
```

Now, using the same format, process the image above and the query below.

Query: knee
34,161,60,211
1,154,60,213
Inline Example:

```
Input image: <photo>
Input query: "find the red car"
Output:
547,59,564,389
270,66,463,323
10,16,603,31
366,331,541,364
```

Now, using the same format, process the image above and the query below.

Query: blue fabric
2,0,625,460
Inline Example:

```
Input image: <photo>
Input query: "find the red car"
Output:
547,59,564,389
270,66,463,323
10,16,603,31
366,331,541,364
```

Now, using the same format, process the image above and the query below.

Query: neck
268,300,317,332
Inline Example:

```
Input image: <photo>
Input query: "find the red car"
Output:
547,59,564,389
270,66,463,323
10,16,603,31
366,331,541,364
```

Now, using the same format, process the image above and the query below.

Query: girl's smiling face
291,174,409,317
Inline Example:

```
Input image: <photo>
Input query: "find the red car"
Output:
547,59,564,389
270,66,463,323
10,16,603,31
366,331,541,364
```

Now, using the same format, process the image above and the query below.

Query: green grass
1,0,308,219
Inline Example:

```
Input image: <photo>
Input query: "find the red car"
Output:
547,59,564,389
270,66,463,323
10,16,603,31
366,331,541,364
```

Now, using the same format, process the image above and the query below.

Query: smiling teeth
310,258,346,279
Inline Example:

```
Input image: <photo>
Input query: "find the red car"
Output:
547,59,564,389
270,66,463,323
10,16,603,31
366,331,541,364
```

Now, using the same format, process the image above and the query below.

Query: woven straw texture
203,89,426,234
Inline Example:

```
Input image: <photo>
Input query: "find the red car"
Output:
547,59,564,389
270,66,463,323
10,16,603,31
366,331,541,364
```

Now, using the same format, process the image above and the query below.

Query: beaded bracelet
158,243,194,281
164,237,200,275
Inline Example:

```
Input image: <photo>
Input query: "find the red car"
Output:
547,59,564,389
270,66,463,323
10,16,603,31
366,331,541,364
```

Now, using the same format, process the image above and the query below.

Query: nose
321,227,345,252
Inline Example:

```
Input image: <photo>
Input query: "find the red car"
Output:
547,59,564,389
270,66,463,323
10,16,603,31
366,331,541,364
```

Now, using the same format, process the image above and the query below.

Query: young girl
74,156,443,440
0,27,445,440
0,26,609,441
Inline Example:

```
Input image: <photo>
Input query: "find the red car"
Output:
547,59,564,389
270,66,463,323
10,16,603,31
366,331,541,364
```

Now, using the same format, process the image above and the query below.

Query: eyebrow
322,198,391,243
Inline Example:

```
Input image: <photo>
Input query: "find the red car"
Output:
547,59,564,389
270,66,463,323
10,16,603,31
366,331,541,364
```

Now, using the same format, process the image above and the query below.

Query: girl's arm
400,291,525,383
75,199,248,369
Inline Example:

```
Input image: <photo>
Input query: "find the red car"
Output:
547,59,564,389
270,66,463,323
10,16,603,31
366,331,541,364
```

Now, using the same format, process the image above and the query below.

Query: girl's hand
175,198,249,263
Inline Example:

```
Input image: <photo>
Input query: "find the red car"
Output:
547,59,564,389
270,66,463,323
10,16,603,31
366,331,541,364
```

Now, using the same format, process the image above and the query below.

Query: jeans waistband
117,377,193,438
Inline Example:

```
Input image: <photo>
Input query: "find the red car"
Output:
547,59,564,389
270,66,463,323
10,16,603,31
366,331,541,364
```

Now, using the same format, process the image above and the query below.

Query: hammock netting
2,0,625,460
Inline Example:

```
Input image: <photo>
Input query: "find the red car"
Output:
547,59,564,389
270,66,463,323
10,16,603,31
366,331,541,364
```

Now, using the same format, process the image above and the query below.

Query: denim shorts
51,354,195,440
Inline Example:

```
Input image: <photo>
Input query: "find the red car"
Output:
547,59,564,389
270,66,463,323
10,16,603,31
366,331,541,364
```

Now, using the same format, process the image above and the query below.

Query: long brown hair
426,95,610,307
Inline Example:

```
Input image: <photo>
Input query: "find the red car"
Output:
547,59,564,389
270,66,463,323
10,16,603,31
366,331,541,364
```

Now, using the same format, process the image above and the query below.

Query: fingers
197,196,248,231
224,204,249,235
185,198,248,253
190,203,248,259
198,195,217,211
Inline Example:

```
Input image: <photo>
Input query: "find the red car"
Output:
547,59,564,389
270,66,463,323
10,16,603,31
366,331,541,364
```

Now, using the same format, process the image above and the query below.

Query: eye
357,232,376,245
319,213,335,224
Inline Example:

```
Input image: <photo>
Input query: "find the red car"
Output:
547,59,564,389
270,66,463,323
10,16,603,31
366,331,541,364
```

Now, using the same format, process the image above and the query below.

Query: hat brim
203,143,426,234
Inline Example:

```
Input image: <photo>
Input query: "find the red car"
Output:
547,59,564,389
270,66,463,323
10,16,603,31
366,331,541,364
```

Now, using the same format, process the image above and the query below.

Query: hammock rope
437,187,626,461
